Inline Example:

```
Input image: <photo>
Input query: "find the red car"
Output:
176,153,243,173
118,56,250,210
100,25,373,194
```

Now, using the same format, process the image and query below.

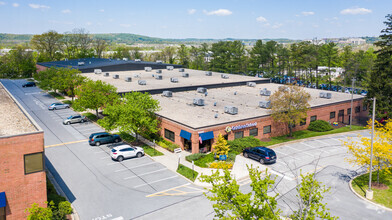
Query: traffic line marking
134,175,179,188
146,183,190,197
44,139,88,148
115,161,157,172
123,168,167,180
269,170,294,181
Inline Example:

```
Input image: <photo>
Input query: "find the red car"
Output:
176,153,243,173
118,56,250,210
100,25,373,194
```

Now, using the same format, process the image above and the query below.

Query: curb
348,174,392,213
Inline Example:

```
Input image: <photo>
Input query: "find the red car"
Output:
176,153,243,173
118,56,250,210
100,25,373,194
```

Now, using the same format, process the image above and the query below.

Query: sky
0,0,391,40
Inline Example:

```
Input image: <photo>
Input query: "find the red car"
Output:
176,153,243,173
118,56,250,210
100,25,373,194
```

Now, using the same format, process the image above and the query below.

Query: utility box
224,106,238,115
193,98,205,106
138,80,146,85
259,101,271,108
197,87,207,93
163,91,172,97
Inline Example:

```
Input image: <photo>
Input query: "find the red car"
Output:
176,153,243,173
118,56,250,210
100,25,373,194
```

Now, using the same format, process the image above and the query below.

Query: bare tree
92,38,108,58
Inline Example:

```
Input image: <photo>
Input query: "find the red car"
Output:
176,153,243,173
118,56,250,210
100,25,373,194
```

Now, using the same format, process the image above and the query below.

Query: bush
186,153,206,162
308,120,333,132
82,112,98,121
157,139,179,152
62,100,72,105
208,161,233,169
118,131,136,143
228,136,263,154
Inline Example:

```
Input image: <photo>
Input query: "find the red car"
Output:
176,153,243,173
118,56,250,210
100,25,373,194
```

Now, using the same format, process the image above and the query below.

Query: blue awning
199,131,214,141
180,130,192,140
0,192,5,208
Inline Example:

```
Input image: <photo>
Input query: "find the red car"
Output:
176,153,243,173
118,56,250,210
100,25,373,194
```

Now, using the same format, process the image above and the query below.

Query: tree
31,30,63,61
177,44,190,67
162,46,176,63
342,119,392,184
320,42,338,88
33,67,58,91
73,80,119,117
92,38,108,58
56,68,86,101
199,166,281,219
212,134,230,157
99,92,160,140
0,45,36,78
25,202,52,220
269,85,311,137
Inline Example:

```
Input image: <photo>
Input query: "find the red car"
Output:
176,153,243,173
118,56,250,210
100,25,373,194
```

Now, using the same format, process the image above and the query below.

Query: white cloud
340,7,372,15
272,23,283,29
99,9,104,12
12,3,19,7
120,24,131,28
302,11,315,16
256,16,267,23
61,9,71,14
204,9,232,16
187,9,196,15
29,4,50,9
0,2,5,5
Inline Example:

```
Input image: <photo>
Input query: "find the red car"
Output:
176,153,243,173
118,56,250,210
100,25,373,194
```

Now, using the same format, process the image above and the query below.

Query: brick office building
0,84,46,220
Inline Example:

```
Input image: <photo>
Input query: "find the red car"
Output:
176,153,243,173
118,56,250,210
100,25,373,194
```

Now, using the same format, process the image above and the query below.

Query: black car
88,132,121,146
22,82,36,87
243,146,277,164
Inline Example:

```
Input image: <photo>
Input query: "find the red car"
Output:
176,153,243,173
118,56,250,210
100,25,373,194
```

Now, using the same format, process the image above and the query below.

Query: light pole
350,78,356,129
366,97,376,200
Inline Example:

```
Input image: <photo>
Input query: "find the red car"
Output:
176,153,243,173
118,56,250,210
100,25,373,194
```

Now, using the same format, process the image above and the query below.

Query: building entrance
199,139,212,153
183,138,192,152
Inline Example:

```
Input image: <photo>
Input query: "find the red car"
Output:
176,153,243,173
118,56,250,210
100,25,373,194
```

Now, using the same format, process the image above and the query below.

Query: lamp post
366,97,376,200
350,78,356,129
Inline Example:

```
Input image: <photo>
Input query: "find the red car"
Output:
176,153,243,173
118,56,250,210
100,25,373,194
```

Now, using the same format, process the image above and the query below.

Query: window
263,125,271,134
234,131,244,139
330,111,336,119
338,110,344,116
0,206,5,220
24,152,44,174
300,118,306,126
249,128,258,137
355,106,360,113
310,115,317,122
347,108,351,115
363,104,368,111
164,129,175,142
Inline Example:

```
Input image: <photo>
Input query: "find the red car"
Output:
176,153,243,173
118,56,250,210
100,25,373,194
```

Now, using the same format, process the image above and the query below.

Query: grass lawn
177,164,199,182
49,92,65,100
351,169,392,209
142,144,164,157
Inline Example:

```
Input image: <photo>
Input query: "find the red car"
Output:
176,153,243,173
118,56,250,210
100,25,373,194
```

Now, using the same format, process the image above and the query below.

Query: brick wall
35,65,47,73
0,132,46,220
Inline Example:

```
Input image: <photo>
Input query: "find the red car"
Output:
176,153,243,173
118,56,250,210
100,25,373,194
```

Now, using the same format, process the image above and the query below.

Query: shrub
157,139,179,152
186,153,206,162
208,161,234,169
308,120,333,132
62,100,72,105
118,131,136,143
228,136,263,154
82,112,98,121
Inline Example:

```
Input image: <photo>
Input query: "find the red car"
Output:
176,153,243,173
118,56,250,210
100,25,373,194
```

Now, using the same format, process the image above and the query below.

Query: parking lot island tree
73,79,119,118
99,92,160,141
212,133,230,158
269,84,311,137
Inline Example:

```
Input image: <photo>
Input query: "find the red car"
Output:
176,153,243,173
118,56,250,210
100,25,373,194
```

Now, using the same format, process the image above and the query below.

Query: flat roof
153,83,365,129
0,84,37,136
83,69,268,93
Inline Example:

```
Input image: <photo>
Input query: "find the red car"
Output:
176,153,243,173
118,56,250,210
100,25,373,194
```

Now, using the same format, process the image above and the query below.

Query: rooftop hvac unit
260,89,271,96
224,106,238,115
259,100,271,108
113,74,119,79
94,69,102,74
133,74,140,78
278,86,289,92
205,71,212,76
197,87,207,93
162,91,172,97
138,80,146,85
78,62,85,66
247,82,256,87
221,74,229,79
182,73,189,77
179,68,185,72
145,67,152,72
135,59,141,62
166,66,174,70
326,93,332,99
193,98,205,106
319,92,332,99
104,72,110,77
170,77,178,83
123,58,129,61
125,77,132,82
156,60,163,63
155,75,162,80
156,69,162,73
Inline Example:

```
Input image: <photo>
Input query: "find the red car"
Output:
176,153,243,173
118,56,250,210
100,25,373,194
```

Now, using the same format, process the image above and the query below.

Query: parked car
63,115,87,125
243,146,277,164
88,132,121,146
22,82,36,87
48,103,70,110
110,144,144,162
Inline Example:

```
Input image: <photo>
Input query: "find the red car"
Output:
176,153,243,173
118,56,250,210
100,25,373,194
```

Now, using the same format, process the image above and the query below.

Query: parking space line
146,183,191,197
301,142,330,155
273,149,287,155
285,146,314,157
134,175,179,188
123,168,167,180
45,139,88,148
269,170,294,181
94,151,107,154
313,139,333,146
107,162,120,166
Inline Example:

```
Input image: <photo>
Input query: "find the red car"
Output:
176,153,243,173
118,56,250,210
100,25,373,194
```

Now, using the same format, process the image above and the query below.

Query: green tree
269,85,311,137
162,46,176,63
212,134,230,157
99,92,160,140
0,45,36,78
177,44,190,67
33,67,58,91
320,42,339,88
92,38,108,58
26,202,53,220
30,30,63,61
73,80,119,117
56,68,86,101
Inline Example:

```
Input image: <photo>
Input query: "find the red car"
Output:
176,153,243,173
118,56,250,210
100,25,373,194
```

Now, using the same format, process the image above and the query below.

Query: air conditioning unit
138,80,146,85
113,74,119,79
156,69,162,73
123,58,128,61
319,92,332,99
145,67,152,72
260,89,271,96
319,92,326,98
259,101,271,108
166,66,174,70
224,106,238,115
133,74,140,78
163,91,172,97
78,62,85,66
125,77,132,82
155,75,162,80
104,72,110,77
182,73,189,77
170,77,178,83
247,82,256,87
135,59,141,62
197,87,207,93
193,98,205,106
221,74,229,79
94,69,102,74
179,68,185,72
205,71,212,76
326,93,332,99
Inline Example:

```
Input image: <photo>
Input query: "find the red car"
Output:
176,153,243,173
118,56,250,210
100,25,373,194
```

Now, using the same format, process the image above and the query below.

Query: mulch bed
372,182,389,190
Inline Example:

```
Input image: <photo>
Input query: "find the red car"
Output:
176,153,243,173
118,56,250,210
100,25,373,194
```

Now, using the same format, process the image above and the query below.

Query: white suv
110,144,144,162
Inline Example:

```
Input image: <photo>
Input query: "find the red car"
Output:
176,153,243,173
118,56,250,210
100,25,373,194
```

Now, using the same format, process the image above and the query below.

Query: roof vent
205,71,212,76
104,72,110,77
135,59,141,62
145,67,152,72
170,77,178,83
247,82,256,87
138,80,146,85
123,58,129,61
179,68,185,72
193,98,205,106
156,69,162,73
260,89,271,96
182,73,189,77
163,90,172,97
78,62,85,66
94,69,102,74
113,74,119,79
197,87,207,93
224,106,238,115
234,91,237,95
214,113,218,118
221,74,229,79
214,102,217,106
166,66,174,70
319,92,332,99
125,77,132,82
155,75,163,80
259,100,271,108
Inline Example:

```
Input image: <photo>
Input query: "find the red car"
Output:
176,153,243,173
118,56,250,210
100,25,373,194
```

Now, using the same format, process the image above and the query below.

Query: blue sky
0,0,391,39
